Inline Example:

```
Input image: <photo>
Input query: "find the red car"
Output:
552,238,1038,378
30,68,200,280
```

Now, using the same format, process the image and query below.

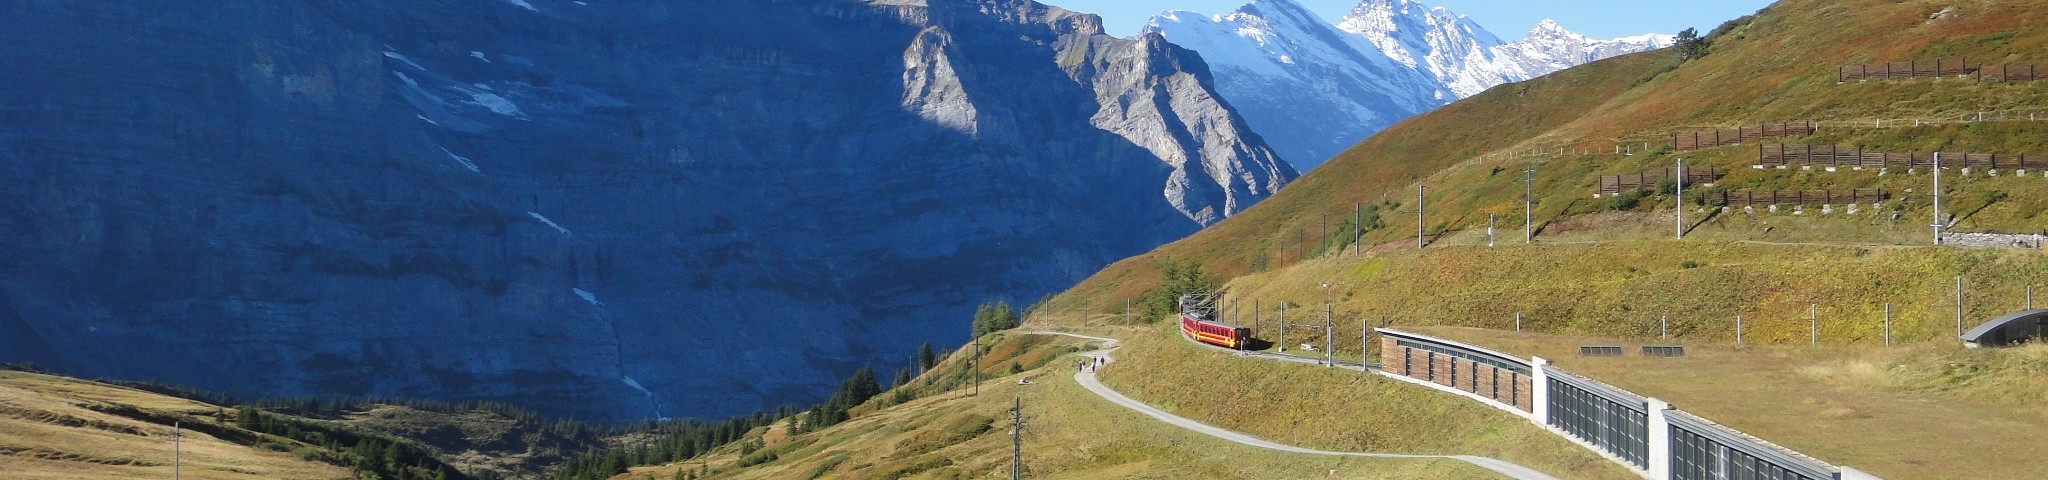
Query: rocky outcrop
0,0,1290,421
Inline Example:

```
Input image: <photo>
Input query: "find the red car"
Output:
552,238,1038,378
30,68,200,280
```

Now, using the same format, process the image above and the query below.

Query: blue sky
1046,0,1774,40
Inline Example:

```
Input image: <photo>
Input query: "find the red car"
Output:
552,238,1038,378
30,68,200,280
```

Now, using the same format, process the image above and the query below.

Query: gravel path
1030,330,1557,480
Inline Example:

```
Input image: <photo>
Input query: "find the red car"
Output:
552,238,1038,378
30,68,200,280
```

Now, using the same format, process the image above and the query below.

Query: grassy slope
630,2,2046,477
0,371,351,480
1007,0,2048,477
621,329,1617,479
1048,0,2048,318
1094,328,1632,480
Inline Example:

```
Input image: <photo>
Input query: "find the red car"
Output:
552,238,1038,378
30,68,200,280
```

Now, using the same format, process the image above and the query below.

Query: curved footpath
1029,331,1557,480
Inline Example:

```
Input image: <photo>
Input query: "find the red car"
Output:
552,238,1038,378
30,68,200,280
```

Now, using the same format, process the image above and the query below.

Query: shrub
1607,191,1644,211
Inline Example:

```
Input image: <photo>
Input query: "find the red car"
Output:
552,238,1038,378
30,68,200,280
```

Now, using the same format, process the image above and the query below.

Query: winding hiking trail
1030,331,1558,480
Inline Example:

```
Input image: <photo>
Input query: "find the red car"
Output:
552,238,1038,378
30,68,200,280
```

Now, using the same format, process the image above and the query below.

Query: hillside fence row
1701,189,1888,207
1836,58,1978,81
1976,64,2044,82
1672,122,1816,150
1757,144,2046,169
1836,58,2044,83
1597,166,1724,194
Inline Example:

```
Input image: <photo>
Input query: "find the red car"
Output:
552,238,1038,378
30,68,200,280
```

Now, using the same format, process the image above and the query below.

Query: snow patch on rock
439,147,480,172
530,211,572,236
382,50,428,71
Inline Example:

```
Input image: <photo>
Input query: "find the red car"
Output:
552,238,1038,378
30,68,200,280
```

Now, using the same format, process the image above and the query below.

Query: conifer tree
915,343,936,372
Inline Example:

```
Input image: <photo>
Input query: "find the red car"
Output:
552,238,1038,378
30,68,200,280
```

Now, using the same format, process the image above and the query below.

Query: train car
1181,313,1252,350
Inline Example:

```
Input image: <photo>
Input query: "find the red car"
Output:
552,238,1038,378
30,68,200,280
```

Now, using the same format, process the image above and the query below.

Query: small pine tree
970,301,1021,338
1137,258,1216,322
915,343,936,372
845,367,880,402
1674,28,1709,61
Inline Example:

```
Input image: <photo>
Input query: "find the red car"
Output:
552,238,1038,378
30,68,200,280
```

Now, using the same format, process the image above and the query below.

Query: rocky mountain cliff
0,0,1291,422
1145,0,1673,169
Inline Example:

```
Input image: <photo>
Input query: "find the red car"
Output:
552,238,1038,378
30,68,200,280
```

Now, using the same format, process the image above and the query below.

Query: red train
1181,313,1252,349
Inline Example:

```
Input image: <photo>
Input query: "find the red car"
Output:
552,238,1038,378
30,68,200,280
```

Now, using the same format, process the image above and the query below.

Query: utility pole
173,421,181,480
1354,202,1362,255
1010,397,1025,480
1884,303,1892,347
1325,302,1334,368
1321,213,1329,257
1933,152,1945,245
974,339,981,396
1279,303,1287,352
1525,169,1535,243
1676,158,1686,240
1362,316,1370,366
1810,304,1819,346
1254,299,1261,337
1417,186,1427,249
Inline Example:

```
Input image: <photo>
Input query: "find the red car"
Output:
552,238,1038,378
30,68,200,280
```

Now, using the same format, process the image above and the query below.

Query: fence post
1648,398,1673,480
1529,357,1551,426
1884,303,1892,347
1516,312,1523,332
1736,315,1743,344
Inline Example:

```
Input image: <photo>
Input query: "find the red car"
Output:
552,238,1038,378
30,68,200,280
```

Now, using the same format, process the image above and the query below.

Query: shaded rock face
0,0,1290,421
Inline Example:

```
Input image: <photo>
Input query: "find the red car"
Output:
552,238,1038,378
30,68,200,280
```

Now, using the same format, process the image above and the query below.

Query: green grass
639,331,1514,479
1095,327,1632,479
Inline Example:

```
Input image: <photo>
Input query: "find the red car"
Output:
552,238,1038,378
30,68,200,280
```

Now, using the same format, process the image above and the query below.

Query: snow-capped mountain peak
1139,0,1672,170
1336,0,1501,72
1143,0,1447,170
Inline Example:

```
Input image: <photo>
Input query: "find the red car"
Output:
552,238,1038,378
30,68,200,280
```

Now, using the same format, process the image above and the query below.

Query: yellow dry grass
0,371,350,480
1044,0,2048,320
1403,326,2048,480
